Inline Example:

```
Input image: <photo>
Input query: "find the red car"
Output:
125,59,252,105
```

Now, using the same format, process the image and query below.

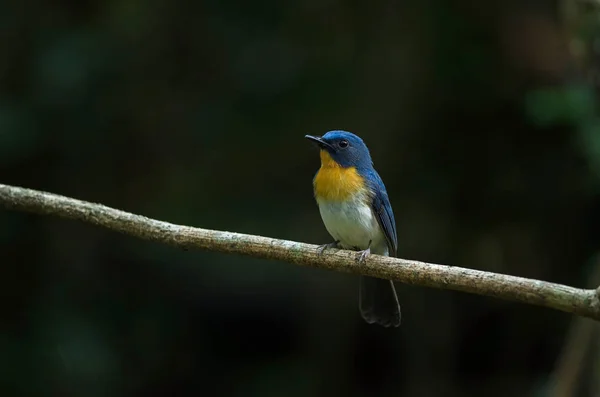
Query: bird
305,130,401,327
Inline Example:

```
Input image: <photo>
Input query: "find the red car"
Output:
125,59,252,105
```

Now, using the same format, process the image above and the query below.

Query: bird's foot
317,241,339,256
357,246,371,264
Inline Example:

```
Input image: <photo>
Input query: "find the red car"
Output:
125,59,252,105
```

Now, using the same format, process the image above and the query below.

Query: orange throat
313,150,365,202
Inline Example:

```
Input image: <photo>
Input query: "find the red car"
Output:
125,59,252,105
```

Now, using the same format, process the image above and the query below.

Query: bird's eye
339,139,349,148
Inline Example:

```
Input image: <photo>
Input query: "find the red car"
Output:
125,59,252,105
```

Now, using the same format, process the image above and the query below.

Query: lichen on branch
1,183,599,321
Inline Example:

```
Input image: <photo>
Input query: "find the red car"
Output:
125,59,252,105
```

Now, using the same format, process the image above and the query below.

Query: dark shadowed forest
2,0,600,396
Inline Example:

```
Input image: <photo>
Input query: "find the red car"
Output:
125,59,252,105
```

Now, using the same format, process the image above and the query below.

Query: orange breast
313,150,366,202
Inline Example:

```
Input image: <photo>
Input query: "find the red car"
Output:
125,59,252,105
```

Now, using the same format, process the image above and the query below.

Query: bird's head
305,130,372,169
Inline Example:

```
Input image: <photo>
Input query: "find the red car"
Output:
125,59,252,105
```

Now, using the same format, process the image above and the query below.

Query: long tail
359,276,401,327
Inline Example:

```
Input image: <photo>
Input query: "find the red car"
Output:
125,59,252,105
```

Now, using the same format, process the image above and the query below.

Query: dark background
2,0,600,396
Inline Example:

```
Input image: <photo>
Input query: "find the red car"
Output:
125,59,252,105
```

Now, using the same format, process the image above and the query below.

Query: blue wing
366,170,397,257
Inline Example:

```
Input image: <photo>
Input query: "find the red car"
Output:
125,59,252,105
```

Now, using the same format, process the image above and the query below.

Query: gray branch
1,183,600,320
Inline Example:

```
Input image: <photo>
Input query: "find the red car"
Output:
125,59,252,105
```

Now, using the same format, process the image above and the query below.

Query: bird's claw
357,247,371,264
317,241,339,255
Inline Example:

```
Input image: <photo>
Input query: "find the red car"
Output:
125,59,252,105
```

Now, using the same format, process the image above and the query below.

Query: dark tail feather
359,276,401,327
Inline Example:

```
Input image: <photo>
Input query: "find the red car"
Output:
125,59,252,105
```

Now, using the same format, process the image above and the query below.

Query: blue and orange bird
305,130,401,327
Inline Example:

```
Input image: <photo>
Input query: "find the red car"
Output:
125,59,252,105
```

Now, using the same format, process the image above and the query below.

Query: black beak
305,135,334,151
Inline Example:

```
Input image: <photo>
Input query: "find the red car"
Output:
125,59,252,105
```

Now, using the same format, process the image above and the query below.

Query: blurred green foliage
2,0,600,396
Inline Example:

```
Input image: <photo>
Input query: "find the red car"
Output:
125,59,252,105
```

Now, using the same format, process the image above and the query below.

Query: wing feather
366,170,397,256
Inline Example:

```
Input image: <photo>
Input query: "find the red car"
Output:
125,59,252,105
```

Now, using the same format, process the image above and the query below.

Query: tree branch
1,183,600,320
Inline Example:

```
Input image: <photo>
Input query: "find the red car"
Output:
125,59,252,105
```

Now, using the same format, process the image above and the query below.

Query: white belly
316,194,388,255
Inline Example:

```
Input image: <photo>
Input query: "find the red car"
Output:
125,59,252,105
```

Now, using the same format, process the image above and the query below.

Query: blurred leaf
53,318,121,397
235,358,319,397
524,86,596,127
32,31,112,108
0,102,41,165
578,118,600,182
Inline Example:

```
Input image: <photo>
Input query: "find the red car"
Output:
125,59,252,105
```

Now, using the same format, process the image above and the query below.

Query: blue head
305,130,373,170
